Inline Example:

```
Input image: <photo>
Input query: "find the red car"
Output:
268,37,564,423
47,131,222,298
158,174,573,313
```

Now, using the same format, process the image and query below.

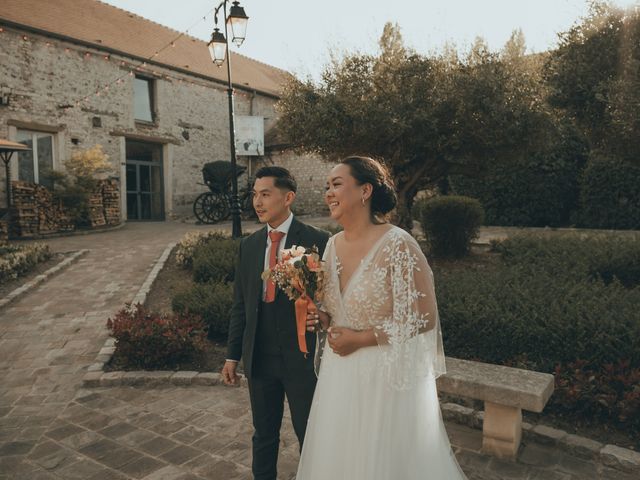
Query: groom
221,166,330,480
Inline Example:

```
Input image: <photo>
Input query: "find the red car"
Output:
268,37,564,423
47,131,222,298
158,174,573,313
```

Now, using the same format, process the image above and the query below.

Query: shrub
175,230,230,268
0,243,51,284
436,233,640,371
552,360,640,433
43,145,112,226
420,195,484,257
192,238,239,284
578,155,640,230
586,237,640,288
450,125,587,227
172,281,233,339
106,304,207,369
435,232,640,435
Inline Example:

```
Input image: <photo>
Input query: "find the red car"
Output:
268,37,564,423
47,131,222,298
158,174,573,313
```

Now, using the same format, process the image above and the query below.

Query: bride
298,156,467,479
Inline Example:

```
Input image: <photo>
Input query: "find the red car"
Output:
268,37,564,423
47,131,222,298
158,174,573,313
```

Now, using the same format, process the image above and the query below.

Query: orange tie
265,230,286,303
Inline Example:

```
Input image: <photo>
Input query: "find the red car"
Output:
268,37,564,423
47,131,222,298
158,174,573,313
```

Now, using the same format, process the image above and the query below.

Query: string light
2,5,254,111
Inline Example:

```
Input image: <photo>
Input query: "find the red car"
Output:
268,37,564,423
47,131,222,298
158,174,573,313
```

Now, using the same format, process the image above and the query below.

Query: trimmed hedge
435,232,640,433
577,155,640,230
420,195,484,257
436,233,640,371
175,230,229,268
192,238,239,284
172,281,233,339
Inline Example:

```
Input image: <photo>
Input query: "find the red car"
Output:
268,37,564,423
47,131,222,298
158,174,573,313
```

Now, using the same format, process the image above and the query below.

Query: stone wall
0,24,330,219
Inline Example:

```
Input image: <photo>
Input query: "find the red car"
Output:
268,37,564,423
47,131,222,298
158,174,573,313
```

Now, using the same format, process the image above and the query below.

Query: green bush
175,230,230,268
0,242,51,284
106,304,207,369
172,281,233,339
450,124,587,227
192,238,239,284
578,155,640,230
420,196,484,257
436,233,640,371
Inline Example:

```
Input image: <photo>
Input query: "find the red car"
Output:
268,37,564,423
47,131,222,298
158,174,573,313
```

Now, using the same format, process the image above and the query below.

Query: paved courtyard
0,221,635,479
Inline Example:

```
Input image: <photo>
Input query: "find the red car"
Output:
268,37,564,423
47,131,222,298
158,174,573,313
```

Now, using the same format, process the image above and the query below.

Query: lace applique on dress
320,228,446,389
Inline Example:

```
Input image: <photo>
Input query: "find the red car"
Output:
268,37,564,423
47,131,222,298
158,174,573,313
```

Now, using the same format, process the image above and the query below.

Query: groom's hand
306,310,330,332
221,360,240,385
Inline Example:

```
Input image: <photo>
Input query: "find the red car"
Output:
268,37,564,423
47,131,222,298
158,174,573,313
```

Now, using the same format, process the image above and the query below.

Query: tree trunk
395,180,420,232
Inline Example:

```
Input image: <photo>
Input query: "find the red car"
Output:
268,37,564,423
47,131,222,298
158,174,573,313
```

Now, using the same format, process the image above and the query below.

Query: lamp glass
228,2,248,47
207,29,227,66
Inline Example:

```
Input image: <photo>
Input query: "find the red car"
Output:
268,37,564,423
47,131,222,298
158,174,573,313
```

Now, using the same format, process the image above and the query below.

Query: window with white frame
16,130,55,190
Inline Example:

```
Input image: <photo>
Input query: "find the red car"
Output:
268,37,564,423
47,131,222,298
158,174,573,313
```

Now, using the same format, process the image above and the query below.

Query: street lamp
208,0,249,239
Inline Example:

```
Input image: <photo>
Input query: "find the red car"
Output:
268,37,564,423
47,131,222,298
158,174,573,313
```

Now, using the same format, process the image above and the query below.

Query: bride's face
325,164,365,222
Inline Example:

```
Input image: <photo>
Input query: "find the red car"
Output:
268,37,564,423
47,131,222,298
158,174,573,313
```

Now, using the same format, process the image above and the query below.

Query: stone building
0,0,331,221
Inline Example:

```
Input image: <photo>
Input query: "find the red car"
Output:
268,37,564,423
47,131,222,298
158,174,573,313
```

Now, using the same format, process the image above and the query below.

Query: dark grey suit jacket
227,217,330,379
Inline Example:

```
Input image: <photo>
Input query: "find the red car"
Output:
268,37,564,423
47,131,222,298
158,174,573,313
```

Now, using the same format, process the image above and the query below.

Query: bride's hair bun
340,156,397,219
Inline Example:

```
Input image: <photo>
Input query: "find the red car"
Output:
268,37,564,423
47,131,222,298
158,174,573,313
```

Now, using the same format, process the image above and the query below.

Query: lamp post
208,0,249,239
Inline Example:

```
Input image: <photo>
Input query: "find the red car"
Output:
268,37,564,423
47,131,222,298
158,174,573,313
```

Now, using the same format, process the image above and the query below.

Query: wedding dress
296,226,467,479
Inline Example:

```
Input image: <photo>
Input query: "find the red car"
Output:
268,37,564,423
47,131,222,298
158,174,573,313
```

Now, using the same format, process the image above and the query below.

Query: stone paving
0,220,637,479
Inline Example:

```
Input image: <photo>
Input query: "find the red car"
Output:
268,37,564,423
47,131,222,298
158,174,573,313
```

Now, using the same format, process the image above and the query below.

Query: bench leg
482,401,522,459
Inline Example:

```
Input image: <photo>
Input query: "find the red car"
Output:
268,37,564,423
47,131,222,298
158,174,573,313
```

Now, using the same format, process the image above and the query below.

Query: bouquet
262,245,325,355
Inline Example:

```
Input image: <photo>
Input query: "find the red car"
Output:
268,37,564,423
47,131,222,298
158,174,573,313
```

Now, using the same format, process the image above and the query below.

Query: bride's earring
361,197,366,206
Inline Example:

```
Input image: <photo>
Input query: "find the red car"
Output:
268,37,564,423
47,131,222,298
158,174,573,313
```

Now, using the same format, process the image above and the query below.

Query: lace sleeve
374,231,446,389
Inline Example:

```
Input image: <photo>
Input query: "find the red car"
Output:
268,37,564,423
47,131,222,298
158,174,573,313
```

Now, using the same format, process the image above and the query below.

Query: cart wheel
193,193,214,224
207,192,230,223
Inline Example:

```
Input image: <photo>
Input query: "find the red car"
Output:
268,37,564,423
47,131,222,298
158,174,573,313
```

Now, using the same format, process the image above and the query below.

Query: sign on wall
235,116,264,156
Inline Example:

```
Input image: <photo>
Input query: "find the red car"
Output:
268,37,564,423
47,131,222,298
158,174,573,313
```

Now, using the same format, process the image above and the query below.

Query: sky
101,0,639,79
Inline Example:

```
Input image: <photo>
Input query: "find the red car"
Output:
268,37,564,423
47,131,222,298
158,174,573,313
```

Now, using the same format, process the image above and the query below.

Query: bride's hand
306,310,331,332
327,327,367,356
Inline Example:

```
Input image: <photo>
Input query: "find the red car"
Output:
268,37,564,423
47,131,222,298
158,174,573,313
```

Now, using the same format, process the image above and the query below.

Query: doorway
125,140,164,221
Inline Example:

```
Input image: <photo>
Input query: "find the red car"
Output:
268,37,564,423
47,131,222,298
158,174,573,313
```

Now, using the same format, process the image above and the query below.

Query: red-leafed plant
106,303,207,369
552,359,640,432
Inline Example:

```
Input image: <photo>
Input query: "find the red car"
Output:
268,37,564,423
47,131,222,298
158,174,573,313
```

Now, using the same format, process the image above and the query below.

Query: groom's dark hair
255,166,297,193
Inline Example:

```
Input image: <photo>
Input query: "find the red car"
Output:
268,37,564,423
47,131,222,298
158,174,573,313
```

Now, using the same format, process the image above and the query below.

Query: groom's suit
227,216,330,480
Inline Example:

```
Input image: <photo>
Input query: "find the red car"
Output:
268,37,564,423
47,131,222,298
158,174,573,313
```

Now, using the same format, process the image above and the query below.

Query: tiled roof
0,0,290,97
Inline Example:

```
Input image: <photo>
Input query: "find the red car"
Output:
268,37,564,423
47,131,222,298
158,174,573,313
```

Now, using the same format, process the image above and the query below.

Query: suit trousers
248,303,317,480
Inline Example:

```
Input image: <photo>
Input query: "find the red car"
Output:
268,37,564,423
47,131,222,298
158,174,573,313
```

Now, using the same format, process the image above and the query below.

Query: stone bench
437,357,554,459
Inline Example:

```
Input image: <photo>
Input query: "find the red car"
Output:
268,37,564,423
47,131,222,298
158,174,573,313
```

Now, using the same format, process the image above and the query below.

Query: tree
277,23,554,227
544,2,640,162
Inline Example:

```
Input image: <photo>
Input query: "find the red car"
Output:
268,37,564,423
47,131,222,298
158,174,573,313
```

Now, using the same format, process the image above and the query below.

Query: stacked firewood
100,179,120,225
0,217,8,242
88,192,106,227
9,178,121,237
10,181,74,237
36,184,73,234
10,181,39,237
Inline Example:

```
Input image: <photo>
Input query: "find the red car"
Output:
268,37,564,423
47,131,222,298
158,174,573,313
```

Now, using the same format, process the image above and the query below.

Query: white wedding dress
296,226,467,479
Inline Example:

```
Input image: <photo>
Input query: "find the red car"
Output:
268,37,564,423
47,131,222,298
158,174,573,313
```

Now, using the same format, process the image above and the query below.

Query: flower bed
0,242,51,285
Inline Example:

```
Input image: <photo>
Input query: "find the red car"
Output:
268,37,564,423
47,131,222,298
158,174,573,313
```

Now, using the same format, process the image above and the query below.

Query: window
16,130,55,190
134,76,154,122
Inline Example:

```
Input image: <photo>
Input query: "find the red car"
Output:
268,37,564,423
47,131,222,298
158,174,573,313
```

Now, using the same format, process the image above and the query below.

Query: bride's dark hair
340,156,397,223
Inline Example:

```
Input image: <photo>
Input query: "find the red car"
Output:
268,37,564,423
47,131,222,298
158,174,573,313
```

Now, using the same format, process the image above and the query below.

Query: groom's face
252,176,295,227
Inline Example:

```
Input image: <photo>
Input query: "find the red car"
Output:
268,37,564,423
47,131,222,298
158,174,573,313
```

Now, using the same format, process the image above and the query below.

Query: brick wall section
0,25,331,217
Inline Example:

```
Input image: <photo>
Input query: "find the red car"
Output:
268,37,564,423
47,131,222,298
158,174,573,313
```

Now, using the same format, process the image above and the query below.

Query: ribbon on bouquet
294,294,316,356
